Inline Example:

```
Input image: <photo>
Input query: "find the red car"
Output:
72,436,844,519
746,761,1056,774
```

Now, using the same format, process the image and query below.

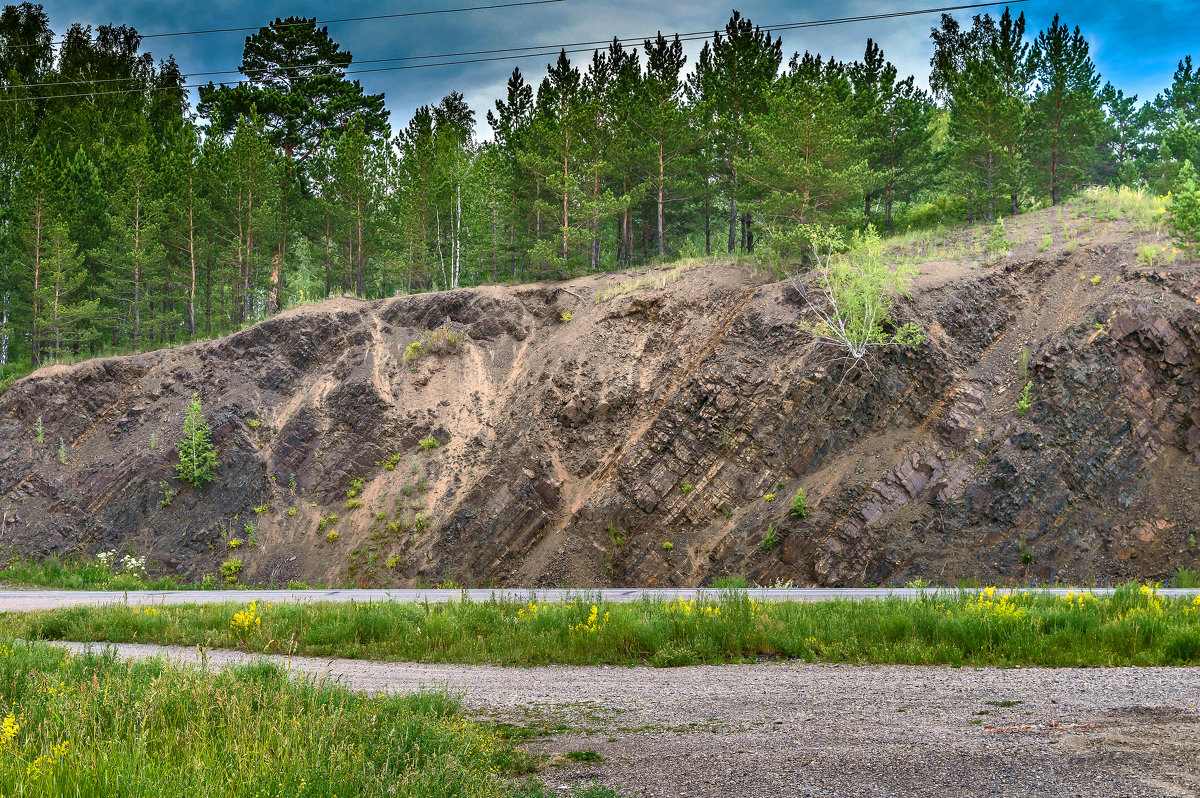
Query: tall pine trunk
657,139,666,257
187,177,196,338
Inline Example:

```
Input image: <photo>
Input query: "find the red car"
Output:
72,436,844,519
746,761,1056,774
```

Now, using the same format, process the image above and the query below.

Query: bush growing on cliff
792,225,924,369
175,394,220,488
789,489,808,518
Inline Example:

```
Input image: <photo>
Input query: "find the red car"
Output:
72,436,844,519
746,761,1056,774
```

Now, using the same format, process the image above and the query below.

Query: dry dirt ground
51,641,1200,797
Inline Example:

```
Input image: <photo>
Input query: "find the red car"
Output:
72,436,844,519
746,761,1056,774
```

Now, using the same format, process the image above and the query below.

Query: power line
2,0,568,49
0,1,1028,103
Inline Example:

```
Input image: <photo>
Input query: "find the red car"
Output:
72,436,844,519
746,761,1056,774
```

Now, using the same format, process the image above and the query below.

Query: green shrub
984,217,1015,253
789,488,808,518
795,225,924,367
1174,568,1200,588
898,195,965,230
1164,629,1200,663
1016,381,1033,417
219,558,242,584
418,435,440,451
761,524,778,551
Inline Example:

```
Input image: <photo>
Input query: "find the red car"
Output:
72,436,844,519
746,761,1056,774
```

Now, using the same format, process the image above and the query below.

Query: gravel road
50,641,1200,797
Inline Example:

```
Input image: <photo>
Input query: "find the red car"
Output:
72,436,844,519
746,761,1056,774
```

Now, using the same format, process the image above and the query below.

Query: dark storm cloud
31,0,1195,132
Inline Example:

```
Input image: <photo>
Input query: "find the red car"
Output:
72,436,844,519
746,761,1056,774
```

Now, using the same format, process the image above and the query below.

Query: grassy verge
0,640,628,797
5,585,1200,667
0,557,195,591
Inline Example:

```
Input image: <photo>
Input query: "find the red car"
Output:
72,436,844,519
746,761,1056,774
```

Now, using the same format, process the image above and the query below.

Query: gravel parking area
52,641,1200,797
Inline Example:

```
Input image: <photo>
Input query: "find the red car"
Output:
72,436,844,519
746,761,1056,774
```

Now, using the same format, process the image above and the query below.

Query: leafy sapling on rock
791,225,924,375
1016,381,1033,417
176,393,220,488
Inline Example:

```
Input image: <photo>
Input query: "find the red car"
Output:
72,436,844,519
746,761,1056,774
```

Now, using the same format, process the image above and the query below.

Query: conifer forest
0,2,1196,373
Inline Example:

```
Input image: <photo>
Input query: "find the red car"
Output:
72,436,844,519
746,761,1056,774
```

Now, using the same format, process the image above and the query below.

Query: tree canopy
0,4,1190,378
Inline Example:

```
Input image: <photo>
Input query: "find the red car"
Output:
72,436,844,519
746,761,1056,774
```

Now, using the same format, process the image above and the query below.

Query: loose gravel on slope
52,641,1200,798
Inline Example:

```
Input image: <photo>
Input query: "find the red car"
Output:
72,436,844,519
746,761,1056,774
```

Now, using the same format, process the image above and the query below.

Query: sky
29,0,1197,136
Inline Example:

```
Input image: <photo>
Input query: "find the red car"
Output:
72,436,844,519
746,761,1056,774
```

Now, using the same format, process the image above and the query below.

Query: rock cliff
2,207,1198,587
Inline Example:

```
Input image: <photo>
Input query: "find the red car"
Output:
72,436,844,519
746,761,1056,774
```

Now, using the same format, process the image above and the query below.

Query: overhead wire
0,1,1028,103
0,0,569,48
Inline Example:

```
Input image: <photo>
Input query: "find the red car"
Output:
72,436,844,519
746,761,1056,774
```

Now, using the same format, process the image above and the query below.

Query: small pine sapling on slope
1168,159,1200,254
176,393,220,488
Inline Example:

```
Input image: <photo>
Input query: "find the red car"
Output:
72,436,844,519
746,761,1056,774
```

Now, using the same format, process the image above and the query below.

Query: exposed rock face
2,215,1199,587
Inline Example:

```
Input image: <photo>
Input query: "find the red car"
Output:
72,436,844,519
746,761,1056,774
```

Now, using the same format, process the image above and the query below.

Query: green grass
5,585,1200,668
0,639,584,798
1068,185,1168,233
0,557,194,591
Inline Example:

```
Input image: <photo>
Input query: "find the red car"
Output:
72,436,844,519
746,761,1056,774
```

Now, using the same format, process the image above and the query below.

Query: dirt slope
2,206,1199,587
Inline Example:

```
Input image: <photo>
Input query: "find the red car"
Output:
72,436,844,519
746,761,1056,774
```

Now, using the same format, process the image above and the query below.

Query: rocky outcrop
2,214,1199,587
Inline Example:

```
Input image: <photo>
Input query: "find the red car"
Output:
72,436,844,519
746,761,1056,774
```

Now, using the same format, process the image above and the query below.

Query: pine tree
1100,82,1148,185
35,220,98,360
851,40,937,233
331,117,386,295
1168,159,1200,254
1029,15,1104,205
687,13,782,253
175,393,220,488
931,9,1030,221
213,113,278,324
198,17,388,163
13,143,56,364
533,50,585,267
105,142,165,349
486,68,536,279
743,53,867,232
638,33,688,256
161,126,207,338
1150,56,1200,178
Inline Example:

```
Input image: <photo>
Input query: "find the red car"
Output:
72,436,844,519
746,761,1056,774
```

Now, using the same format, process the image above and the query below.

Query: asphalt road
0,586,1196,611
